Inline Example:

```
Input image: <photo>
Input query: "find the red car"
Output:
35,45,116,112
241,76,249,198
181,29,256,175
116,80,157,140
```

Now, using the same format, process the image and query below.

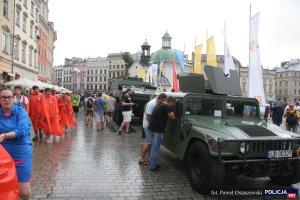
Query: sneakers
125,132,131,134
149,167,162,172
46,136,53,144
117,130,121,135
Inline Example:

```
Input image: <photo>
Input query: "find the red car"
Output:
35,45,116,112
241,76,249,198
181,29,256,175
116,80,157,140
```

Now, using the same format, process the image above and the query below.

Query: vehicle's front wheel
186,141,225,194
269,161,300,185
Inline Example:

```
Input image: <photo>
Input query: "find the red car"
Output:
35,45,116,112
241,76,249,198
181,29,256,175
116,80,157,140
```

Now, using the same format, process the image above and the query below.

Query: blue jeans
149,132,163,170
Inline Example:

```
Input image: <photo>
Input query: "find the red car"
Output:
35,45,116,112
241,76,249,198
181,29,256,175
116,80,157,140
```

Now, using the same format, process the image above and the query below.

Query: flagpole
248,4,251,96
224,20,226,68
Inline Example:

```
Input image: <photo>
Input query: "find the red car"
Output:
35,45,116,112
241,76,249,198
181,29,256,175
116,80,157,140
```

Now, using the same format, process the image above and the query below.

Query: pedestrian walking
138,93,167,165
58,91,77,132
270,100,285,126
284,104,299,133
148,96,176,171
0,88,32,200
28,85,42,141
84,95,94,126
14,86,29,113
105,93,116,129
94,93,106,131
117,88,134,135
71,93,80,119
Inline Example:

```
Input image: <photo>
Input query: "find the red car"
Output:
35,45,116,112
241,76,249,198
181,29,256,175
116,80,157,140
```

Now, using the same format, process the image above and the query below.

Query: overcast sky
48,0,300,68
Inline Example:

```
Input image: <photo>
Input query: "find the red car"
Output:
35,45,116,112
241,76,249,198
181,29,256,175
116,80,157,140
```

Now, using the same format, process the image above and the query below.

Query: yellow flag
194,44,203,74
206,36,217,67
137,69,146,81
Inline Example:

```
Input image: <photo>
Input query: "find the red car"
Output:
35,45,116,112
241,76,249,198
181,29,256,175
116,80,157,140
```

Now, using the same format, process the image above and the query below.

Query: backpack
286,112,297,125
86,99,93,108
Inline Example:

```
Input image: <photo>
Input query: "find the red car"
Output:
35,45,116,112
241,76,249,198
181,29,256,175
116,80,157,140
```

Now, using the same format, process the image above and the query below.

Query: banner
173,57,180,92
145,67,150,83
174,49,185,72
194,44,203,74
73,67,81,74
137,69,146,81
151,64,158,85
206,36,217,67
224,34,235,75
248,13,266,106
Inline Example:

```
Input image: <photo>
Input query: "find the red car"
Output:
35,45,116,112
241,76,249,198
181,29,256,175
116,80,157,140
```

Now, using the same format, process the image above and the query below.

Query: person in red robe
40,88,64,143
0,145,19,200
57,92,76,132
28,85,42,141
51,88,59,104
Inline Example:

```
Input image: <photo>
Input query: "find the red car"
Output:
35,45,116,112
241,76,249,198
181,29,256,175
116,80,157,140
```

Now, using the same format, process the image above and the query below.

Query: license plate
267,150,293,158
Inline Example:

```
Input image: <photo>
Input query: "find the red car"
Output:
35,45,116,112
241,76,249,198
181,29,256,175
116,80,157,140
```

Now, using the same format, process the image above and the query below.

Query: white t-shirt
14,95,29,106
142,98,157,128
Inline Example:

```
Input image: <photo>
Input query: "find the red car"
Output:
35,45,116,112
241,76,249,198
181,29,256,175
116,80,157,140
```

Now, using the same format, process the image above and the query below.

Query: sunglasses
0,96,13,101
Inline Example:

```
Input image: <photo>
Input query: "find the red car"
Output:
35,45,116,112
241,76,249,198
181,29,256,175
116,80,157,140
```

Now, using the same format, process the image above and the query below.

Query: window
23,15,27,32
16,10,21,26
14,39,20,59
29,48,32,66
294,89,297,95
33,51,37,68
31,1,34,16
34,28,38,42
3,0,8,17
225,100,258,118
269,85,272,93
23,0,27,7
35,8,38,20
30,23,33,38
2,32,8,54
22,43,26,63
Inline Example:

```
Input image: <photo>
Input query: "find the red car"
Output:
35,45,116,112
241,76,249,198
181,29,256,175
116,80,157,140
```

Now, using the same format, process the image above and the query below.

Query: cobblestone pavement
31,113,300,200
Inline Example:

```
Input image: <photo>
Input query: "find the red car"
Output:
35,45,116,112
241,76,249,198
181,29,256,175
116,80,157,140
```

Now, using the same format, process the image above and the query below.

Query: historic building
239,66,276,100
53,64,63,86
85,57,108,92
275,59,300,102
0,0,56,84
107,53,126,81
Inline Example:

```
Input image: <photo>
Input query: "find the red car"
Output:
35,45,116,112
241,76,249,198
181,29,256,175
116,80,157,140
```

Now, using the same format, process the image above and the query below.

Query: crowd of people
3,83,300,199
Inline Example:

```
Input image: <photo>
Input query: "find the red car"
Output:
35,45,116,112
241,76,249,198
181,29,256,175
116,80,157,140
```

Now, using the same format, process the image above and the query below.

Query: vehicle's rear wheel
186,141,225,194
269,161,300,185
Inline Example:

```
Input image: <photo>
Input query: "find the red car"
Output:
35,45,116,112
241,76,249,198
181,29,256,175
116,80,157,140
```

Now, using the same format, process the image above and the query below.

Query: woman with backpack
284,104,299,133
84,95,94,126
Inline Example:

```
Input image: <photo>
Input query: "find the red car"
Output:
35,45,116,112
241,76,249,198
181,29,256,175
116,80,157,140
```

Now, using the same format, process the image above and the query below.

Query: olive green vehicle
163,66,300,194
108,76,156,125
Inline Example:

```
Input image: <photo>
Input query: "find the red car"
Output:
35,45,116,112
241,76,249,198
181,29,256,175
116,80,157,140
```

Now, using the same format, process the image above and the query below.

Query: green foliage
122,52,134,70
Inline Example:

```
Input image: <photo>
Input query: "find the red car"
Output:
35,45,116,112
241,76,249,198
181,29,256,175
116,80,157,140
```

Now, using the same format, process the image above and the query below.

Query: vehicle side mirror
175,101,183,117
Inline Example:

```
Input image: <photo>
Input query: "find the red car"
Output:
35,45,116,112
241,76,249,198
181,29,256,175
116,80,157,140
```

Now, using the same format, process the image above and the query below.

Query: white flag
224,34,235,75
248,13,266,106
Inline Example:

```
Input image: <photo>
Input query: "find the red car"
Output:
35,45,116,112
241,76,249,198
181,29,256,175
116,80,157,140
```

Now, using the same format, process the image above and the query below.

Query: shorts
15,158,32,183
72,106,79,113
143,127,153,144
95,112,105,122
85,109,93,117
122,111,132,122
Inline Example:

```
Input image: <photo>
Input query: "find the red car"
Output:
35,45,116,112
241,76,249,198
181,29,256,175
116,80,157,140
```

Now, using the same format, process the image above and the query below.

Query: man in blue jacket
0,88,32,200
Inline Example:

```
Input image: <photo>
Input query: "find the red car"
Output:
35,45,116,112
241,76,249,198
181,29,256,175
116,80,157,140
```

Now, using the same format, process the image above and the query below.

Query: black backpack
286,112,297,125
87,99,93,108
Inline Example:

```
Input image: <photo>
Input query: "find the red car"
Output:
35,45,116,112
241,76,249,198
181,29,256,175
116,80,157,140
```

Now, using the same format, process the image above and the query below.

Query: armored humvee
108,76,157,125
163,65,300,194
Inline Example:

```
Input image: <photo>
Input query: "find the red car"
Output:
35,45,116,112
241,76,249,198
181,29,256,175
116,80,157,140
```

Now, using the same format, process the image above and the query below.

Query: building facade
107,53,126,81
85,57,108,92
240,66,276,100
275,59,300,102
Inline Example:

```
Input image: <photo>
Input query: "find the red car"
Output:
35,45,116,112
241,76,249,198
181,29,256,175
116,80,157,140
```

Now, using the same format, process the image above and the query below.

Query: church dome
141,39,151,47
151,48,178,63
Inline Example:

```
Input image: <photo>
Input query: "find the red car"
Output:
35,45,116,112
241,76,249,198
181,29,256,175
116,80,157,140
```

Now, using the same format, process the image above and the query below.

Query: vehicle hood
186,116,300,140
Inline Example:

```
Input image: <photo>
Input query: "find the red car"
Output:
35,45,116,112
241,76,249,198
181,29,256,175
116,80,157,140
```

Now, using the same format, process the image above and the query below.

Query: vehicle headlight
240,142,250,154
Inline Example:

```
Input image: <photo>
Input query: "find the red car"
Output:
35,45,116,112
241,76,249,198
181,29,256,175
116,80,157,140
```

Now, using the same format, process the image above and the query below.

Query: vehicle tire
269,161,300,185
186,141,225,194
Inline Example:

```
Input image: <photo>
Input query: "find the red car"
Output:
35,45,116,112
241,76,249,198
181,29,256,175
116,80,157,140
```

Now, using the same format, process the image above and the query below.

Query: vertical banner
224,34,235,75
194,44,203,74
145,66,150,83
151,64,158,86
137,69,146,81
206,36,217,67
174,49,185,73
158,61,164,91
248,13,266,106
173,57,180,92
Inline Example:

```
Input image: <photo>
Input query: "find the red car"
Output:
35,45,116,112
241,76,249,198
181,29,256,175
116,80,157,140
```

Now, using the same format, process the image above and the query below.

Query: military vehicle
108,76,157,125
163,65,300,194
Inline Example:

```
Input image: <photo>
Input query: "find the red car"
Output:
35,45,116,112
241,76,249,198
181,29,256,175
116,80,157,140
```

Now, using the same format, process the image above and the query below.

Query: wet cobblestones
30,114,300,200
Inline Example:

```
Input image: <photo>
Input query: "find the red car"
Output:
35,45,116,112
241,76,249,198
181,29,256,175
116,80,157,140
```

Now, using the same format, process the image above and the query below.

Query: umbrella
5,78,37,88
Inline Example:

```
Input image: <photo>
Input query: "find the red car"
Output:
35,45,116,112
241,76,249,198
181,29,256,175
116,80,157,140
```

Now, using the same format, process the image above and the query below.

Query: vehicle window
185,97,222,117
226,100,258,118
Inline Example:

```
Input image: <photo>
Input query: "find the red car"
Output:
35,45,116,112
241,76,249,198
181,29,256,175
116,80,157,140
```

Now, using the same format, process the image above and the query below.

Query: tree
122,52,134,76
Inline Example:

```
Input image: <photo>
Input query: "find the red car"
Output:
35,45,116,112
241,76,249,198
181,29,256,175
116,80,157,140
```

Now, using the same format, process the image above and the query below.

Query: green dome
150,48,178,63
162,31,172,39
141,40,151,47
